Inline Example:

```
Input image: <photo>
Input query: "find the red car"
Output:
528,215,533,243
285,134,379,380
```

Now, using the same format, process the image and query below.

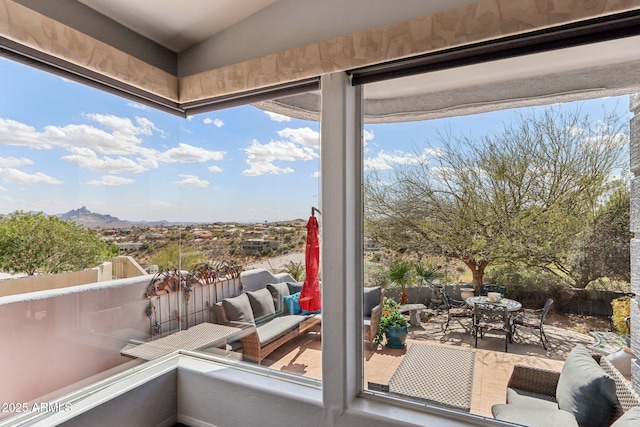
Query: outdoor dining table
465,296,522,312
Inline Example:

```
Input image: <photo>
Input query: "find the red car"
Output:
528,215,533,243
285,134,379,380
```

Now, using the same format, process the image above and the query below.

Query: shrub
611,295,631,335
484,265,568,307
284,261,305,281
364,264,390,288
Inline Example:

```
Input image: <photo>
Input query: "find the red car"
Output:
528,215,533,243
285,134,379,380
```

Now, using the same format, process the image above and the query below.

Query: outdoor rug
388,343,475,412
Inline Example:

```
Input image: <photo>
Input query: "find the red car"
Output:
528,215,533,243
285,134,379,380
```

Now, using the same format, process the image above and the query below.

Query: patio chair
480,284,507,297
474,302,510,352
440,287,473,332
511,298,554,350
363,286,385,350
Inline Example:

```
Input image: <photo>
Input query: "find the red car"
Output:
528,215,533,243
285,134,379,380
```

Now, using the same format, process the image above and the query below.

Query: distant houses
241,238,280,254
116,242,145,253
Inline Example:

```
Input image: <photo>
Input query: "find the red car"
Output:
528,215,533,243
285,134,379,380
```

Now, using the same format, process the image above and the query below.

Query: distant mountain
57,206,134,228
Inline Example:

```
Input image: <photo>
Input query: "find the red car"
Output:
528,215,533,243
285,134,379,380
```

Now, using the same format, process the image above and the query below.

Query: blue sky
0,57,631,223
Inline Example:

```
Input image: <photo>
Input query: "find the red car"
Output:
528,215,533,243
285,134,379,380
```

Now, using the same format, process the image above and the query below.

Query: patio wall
383,285,628,317
0,262,112,297
0,270,243,415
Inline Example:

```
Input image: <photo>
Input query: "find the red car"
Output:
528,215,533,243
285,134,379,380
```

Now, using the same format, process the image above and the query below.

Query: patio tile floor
260,312,594,418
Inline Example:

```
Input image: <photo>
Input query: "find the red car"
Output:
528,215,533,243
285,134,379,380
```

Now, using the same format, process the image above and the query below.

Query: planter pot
460,288,475,301
385,325,408,349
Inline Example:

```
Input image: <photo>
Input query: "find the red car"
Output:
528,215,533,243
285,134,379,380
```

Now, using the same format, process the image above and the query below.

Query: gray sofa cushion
363,286,381,318
247,288,276,325
507,388,560,410
267,282,291,314
222,293,255,324
256,315,305,345
492,404,579,427
611,407,640,427
556,345,618,427
287,281,303,295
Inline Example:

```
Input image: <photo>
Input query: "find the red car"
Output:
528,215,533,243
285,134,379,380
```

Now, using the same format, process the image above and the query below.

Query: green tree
0,211,112,275
365,106,628,290
148,244,206,271
565,182,631,287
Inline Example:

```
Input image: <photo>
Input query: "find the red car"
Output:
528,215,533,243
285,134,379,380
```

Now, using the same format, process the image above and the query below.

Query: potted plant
388,260,413,304
375,297,409,349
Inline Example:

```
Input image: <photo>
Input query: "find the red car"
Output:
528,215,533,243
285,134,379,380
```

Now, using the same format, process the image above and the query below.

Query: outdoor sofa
491,345,640,427
214,279,320,364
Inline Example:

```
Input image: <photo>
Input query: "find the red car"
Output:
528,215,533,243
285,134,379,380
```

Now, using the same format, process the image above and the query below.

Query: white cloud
208,165,223,173
0,185,7,191
277,127,319,148
157,143,225,163
203,117,224,128
178,174,209,187
62,151,150,174
0,156,33,167
0,168,62,184
87,175,135,186
0,118,51,149
243,139,317,176
363,129,374,145
0,115,222,177
364,149,426,171
264,111,291,122
128,102,149,110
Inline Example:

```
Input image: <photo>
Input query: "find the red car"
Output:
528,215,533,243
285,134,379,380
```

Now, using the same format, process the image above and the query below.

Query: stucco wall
0,262,113,297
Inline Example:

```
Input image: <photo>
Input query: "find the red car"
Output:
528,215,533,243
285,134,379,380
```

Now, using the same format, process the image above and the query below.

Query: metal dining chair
474,302,510,352
511,298,554,350
440,287,473,332
480,284,507,297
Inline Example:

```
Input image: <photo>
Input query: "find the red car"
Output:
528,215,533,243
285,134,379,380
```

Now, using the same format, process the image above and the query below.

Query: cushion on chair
492,404,579,427
363,286,381,318
256,315,306,345
556,345,618,427
449,307,472,317
222,293,255,324
247,288,277,325
506,388,559,410
513,314,541,328
267,282,291,315
611,407,640,427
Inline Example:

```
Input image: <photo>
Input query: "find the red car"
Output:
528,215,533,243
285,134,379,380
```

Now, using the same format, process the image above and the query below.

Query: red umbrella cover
299,215,321,312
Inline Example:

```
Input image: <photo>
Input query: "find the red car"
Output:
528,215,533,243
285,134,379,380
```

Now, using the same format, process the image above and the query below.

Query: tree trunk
464,259,488,293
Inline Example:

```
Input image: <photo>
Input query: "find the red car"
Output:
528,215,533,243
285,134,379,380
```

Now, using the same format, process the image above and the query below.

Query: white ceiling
78,0,278,52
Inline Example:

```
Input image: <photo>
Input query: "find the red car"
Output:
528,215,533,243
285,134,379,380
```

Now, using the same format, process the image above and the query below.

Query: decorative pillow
221,293,255,324
363,286,381,318
267,282,290,314
284,292,302,315
556,345,618,427
247,288,276,323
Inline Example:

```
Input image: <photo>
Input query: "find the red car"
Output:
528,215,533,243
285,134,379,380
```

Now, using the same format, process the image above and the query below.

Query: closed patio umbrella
299,208,321,312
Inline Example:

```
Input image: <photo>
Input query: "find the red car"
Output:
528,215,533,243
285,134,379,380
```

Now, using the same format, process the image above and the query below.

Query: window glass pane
0,58,320,420
362,84,631,417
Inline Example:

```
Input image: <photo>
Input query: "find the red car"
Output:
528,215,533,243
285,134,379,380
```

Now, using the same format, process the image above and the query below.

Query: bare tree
365,106,628,290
